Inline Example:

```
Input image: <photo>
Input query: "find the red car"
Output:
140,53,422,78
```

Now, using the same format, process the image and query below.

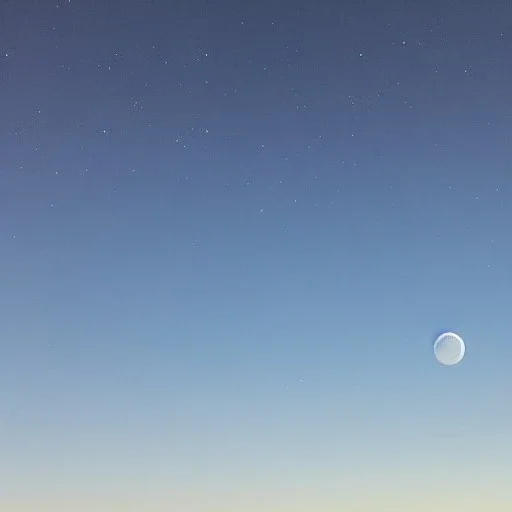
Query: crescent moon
433,332,465,366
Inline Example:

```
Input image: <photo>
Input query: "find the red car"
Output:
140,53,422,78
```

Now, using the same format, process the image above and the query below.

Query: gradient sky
1,0,512,510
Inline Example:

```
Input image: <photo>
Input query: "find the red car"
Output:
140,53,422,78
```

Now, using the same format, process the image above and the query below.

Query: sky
1,0,512,510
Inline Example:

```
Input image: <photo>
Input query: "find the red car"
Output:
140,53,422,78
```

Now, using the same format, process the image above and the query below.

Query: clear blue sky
1,0,512,510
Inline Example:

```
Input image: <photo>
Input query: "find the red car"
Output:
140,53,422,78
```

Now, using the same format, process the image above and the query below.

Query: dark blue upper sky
1,1,512,510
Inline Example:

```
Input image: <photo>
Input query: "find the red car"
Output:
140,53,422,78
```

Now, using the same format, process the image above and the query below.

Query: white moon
433,332,465,366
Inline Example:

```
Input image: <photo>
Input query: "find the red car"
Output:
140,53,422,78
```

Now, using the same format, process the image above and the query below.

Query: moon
433,332,465,366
